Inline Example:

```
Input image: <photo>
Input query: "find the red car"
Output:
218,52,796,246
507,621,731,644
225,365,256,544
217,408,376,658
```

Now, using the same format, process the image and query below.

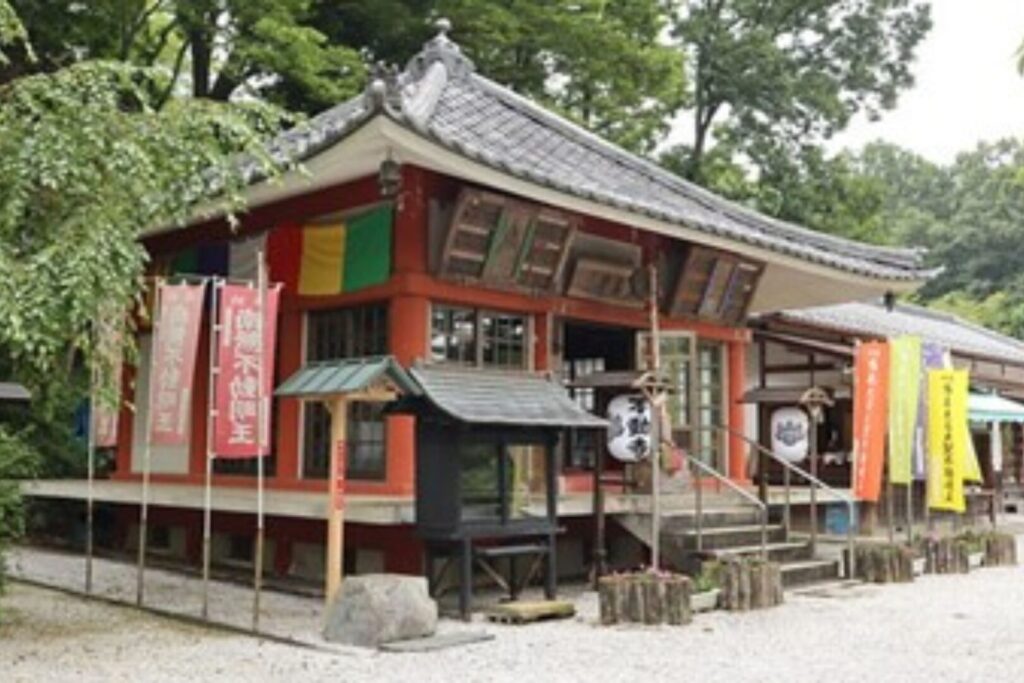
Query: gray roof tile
769,301,1024,365
242,28,934,283
411,366,608,428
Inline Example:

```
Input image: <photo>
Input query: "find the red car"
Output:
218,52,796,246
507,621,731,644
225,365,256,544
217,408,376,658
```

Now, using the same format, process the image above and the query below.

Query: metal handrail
686,451,769,562
710,424,857,580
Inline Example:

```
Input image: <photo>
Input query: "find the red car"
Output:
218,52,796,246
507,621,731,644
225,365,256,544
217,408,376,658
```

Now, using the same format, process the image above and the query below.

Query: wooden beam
325,397,348,606
763,362,838,375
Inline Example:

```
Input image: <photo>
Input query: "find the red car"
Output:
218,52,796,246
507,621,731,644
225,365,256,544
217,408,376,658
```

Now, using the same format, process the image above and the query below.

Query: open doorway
559,320,638,470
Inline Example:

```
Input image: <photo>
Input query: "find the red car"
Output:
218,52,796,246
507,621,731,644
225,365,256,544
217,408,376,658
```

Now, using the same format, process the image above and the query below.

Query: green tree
851,139,1024,338
0,0,287,592
311,0,684,153
663,0,932,186
3,0,365,111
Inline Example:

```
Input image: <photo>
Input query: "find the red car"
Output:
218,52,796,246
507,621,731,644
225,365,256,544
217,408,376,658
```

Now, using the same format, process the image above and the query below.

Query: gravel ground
4,539,1024,683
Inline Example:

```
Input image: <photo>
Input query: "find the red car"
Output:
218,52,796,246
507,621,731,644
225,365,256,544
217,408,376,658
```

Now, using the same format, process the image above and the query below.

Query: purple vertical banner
913,342,947,479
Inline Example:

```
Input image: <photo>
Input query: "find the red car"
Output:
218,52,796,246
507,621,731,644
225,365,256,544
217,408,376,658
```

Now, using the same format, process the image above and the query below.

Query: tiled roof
410,366,608,428
768,300,1024,365
247,24,934,283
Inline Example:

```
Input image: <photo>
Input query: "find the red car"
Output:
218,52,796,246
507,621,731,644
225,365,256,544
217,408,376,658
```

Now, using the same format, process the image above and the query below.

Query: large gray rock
322,574,438,647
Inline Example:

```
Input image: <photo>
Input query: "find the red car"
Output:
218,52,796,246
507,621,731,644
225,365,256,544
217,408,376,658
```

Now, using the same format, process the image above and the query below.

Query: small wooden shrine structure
394,365,606,619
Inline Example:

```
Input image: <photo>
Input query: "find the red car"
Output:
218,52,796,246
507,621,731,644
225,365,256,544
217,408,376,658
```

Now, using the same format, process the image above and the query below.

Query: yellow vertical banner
927,369,968,512
887,336,921,485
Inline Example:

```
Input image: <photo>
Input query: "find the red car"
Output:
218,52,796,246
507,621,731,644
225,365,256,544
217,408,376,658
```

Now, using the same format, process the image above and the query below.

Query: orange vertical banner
853,341,889,502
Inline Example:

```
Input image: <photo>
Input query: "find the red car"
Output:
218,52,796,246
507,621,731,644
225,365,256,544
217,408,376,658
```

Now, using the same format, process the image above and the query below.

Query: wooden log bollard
598,572,694,626
922,537,970,574
849,543,914,583
720,557,783,612
664,575,692,626
982,533,1018,567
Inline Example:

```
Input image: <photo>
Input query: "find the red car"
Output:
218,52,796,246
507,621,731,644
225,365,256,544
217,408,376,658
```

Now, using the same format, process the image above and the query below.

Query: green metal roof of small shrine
275,356,421,399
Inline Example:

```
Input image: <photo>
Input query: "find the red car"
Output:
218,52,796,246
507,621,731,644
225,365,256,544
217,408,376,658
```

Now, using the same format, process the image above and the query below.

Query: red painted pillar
274,306,304,483
728,339,749,483
388,295,428,496
113,363,136,477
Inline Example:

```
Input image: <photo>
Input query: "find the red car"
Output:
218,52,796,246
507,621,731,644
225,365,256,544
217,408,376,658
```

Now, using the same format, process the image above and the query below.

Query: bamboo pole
253,254,267,631
136,279,164,607
201,279,222,620
86,359,97,594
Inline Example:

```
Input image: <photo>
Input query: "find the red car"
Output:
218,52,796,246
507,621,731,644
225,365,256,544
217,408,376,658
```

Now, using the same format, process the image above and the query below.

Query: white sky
835,0,1024,163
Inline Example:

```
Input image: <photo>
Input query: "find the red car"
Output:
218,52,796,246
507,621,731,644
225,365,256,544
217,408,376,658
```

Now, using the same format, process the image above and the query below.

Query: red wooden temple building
23,26,935,594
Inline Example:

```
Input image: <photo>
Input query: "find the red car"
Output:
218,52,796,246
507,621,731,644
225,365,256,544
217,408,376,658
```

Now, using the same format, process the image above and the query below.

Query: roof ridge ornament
366,61,403,114
405,17,475,82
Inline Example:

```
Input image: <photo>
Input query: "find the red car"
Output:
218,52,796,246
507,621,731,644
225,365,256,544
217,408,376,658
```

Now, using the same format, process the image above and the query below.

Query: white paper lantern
607,394,652,462
770,406,809,463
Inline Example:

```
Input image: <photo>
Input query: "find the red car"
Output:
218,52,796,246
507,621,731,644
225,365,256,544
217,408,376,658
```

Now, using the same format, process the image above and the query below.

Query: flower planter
690,589,720,613
968,552,984,569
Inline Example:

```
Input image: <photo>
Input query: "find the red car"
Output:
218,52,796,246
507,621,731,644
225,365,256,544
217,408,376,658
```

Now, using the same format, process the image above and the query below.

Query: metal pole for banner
86,359,97,594
253,254,267,632
137,279,164,607
886,449,895,544
647,264,662,571
202,279,222,620
906,482,914,545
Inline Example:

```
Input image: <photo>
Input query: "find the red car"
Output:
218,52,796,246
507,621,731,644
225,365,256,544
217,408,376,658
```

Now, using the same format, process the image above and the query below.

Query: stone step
702,541,813,564
666,524,788,551
780,559,842,588
659,508,765,531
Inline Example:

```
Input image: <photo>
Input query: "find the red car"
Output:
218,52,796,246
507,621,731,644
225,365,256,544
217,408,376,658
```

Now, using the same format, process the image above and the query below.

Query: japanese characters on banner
213,284,281,458
149,282,207,445
887,336,921,485
927,369,968,513
913,343,947,480
852,341,889,502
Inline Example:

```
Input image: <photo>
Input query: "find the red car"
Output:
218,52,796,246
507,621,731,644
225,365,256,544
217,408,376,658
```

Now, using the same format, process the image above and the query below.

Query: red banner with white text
214,284,280,458
852,341,889,502
149,282,207,445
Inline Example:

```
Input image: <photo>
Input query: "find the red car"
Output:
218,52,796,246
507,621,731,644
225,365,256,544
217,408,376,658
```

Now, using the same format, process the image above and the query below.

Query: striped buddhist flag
267,205,392,296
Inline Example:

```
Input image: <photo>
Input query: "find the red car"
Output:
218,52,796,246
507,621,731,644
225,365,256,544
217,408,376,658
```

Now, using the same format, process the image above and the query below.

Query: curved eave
375,117,934,290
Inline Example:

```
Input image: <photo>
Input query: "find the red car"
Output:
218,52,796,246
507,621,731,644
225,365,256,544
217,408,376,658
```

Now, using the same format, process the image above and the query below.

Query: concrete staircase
618,507,841,589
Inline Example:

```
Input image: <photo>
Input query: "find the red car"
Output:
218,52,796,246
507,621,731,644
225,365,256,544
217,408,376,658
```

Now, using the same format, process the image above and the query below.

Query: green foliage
0,59,287,386
0,0,27,65
0,424,39,593
4,0,366,109
668,0,932,183
847,139,1024,338
0,1,288,594
310,0,684,153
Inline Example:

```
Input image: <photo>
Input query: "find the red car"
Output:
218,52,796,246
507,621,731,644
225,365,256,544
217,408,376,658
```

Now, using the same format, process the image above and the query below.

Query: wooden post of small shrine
326,397,349,606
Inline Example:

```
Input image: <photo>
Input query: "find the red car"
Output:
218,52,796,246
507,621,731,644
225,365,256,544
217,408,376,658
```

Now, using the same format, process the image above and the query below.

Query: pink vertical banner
214,284,280,458
149,282,207,445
